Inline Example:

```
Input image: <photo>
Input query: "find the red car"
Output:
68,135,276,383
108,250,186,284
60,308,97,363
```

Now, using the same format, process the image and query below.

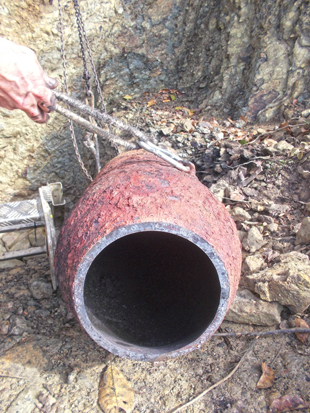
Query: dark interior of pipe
84,231,221,350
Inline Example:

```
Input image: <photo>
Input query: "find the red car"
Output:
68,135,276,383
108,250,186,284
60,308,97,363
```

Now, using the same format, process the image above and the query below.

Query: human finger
42,72,58,90
38,93,56,113
31,111,50,124
21,95,50,123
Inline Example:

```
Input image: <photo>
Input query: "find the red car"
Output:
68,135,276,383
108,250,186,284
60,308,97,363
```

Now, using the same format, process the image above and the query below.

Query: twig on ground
168,338,258,413
247,122,309,145
213,328,310,338
239,165,263,187
0,374,28,380
270,344,283,367
231,156,271,169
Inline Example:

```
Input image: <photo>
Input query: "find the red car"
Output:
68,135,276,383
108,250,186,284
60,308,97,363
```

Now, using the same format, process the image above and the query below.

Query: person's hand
0,38,58,124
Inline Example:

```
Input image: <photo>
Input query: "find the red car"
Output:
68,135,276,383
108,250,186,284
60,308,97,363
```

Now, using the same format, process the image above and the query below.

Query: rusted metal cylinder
55,150,241,361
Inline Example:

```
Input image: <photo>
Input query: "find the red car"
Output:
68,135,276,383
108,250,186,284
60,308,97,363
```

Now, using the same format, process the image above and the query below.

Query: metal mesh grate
0,199,42,228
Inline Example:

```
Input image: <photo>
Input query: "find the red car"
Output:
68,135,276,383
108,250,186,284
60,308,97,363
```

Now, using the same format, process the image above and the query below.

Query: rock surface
246,252,310,313
242,254,267,274
0,1,309,202
295,217,310,245
242,226,266,253
29,279,53,300
225,289,283,326
230,207,251,222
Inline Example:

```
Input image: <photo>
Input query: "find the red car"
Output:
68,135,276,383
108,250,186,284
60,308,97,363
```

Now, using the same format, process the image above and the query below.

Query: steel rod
0,222,45,233
55,104,137,150
54,90,154,143
0,246,46,261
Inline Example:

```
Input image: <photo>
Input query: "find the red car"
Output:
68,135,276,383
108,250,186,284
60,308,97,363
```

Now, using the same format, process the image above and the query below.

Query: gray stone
242,254,266,274
296,217,310,245
225,289,283,326
301,170,310,179
0,259,24,269
226,187,245,201
238,231,247,242
266,203,290,216
29,228,46,247
246,252,310,313
275,140,294,153
9,315,28,336
250,201,266,212
0,241,6,254
230,207,251,222
267,222,279,233
29,279,53,300
76,371,95,390
242,226,266,253
0,320,10,335
214,164,223,174
10,236,31,252
258,215,274,224
2,230,30,251
209,179,231,202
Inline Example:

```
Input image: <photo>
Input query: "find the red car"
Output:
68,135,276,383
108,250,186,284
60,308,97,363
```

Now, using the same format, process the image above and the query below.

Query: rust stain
55,150,242,358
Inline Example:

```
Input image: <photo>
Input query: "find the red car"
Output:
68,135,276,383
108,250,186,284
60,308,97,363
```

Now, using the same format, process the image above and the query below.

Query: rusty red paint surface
55,150,242,356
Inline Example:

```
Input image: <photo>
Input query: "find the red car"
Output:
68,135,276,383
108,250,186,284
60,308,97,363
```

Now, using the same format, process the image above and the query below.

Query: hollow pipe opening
77,224,229,360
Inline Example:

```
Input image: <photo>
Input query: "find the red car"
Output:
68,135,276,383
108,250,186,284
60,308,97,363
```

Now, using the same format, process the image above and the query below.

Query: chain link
57,0,191,176
72,0,92,96
57,0,93,181
72,0,115,152
72,0,108,114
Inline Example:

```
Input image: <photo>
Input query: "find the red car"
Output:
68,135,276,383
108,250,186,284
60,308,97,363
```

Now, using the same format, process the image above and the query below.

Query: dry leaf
147,99,156,107
123,95,133,100
170,94,176,101
183,118,194,132
175,106,183,110
98,366,135,413
294,318,309,344
183,107,194,116
268,394,309,413
257,362,275,389
240,115,248,124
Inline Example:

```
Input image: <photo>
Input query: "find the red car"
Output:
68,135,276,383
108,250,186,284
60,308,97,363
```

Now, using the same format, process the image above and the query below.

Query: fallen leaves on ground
147,99,156,107
294,318,309,343
183,118,194,132
123,95,133,100
257,362,275,389
268,395,309,412
98,365,135,413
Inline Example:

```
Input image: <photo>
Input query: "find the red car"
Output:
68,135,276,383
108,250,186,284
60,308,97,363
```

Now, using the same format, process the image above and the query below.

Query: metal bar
55,104,137,150
0,222,45,233
39,188,58,290
0,246,47,261
54,91,154,144
138,141,191,172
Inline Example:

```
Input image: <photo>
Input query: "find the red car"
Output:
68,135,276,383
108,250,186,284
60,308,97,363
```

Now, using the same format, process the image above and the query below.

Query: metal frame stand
0,183,65,290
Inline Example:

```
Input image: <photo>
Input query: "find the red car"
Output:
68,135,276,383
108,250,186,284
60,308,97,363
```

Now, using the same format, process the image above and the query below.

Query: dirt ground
0,90,310,412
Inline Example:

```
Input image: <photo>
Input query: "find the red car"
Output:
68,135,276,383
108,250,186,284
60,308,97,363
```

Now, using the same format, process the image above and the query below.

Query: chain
72,0,91,96
56,0,191,175
72,0,116,153
72,0,108,114
57,0,93,181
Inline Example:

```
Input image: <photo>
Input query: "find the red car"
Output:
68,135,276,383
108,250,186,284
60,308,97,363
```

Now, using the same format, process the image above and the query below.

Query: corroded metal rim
73,222,230,362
